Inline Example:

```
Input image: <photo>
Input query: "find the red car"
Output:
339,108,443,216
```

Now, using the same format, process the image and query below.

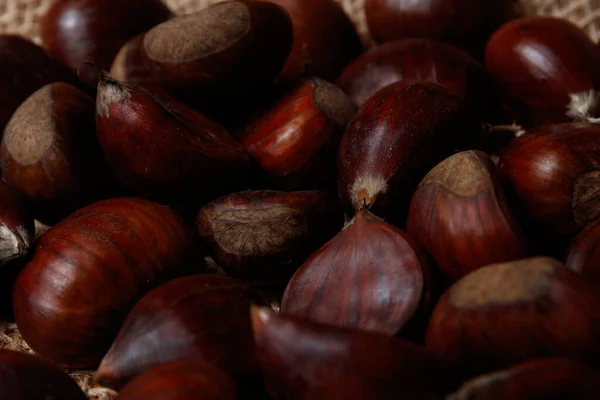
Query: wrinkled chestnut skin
13,198,196,368
141,1,292,102
282,210,431,337
40,0,174,72
0,350,86,400
116,361,237,400
426,257,600,377
95,73,250,206
252,307,456,400
272,0,363,82
337,80,465,222
486,16,600,125
498,123,600,237
566,219,600,282
0,181,34,265
1,82,119,224
196,191,344,285
448,358,600,400
365,0,516,57
0,35,79,134
97,275,266,389
240,78,356,191
407,150,530,282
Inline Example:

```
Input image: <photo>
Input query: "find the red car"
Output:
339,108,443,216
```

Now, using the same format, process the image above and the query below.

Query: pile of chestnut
3,0,600,398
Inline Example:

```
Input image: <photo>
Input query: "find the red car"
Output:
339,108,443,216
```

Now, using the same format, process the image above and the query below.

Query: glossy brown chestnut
498,123,600,236
252,306,455,400
97,275,266,389
0,180,34,264
95,72,250,205
486,16,600,125
141,1,292,101
407,150,530,282
337,80,464,220
282,210,430,336
196,191,344,285
566,219,600,282
0,35,79,134
1,82,118,224
40,0,174,72
0,350,86,400
364,0,516,55
448,358,600,400
13,197,196,368
426,257,600,376
116,361,237,400
239,78,356,190
272,0,363,81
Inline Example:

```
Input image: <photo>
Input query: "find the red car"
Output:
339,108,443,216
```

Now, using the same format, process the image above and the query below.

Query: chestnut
282,210,431,336
116,361,237,400
239,78,356,190
96,275,266,389
407,150,531,282
1,82,119,224
426,257,600,377
94,71,250,205
13,197,196,368
0,35,79,134
272,0,363,82
486,16,600,125
0,350,86,399
0,181,34,265
251,306,456,399
337,80,465,222
196,190,344,285
498,123,600,237
566,219,600,282
40,0,174,72
448,358,600,400
141,1,292,101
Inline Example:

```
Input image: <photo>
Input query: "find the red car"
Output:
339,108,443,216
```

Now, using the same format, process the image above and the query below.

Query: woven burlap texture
0,0,598,399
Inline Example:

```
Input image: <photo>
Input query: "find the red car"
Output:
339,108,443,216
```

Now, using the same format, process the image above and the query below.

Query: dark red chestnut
498,123,600,237
271,0,363,82
141,1,292,101
0,181,34,264
566,219,600,282
116,361,237,400
0,35,79,134
251,306,455,400
337,80,464,221
13,197,196,368
486,16,600,124
196,191,344,285
0,350,86,399
1,82,119,224
407,150,530,282
40,0,174,72
97,275,266,389
282,210,430,336
239,78,356,190
426,257,600,376
94,71,250,205
448,358,600,400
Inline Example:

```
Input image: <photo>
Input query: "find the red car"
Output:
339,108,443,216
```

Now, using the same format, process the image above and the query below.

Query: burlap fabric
0,0,597,399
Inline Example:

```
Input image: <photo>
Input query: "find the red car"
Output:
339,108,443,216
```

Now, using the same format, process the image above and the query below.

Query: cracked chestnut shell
486,16,600,125
337,80,464,221
1,82,118,224
97,275,266,389
0,350,86,400
426,257,600,377
252,307,455,400
407,150,530,282
196,190,344,285
13,198,196,368
116,361,237,400
239,78,356,191
498,123,600,237
282,210,431,336
448,358,600,400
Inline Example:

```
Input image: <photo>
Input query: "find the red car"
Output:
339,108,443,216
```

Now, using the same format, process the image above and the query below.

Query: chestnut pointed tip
250,305,274,334
94,357,120,388
0,224,30,263
350,175,387,210
567,90,600,123
96,74,132,118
